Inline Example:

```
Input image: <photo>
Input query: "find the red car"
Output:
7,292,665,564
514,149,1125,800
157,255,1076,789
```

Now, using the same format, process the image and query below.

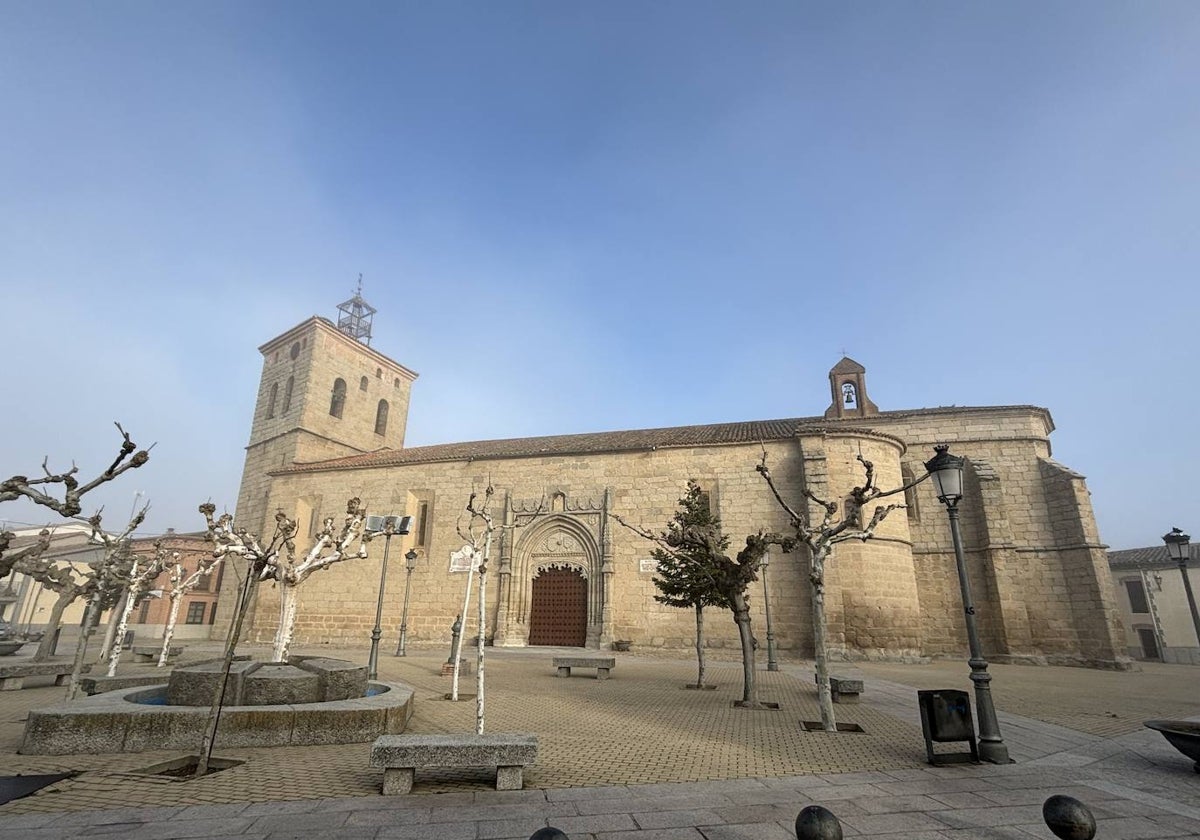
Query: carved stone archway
496,513,606,648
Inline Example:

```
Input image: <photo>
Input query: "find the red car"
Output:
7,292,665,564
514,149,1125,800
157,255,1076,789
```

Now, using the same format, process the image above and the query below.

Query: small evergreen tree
617,480,790,708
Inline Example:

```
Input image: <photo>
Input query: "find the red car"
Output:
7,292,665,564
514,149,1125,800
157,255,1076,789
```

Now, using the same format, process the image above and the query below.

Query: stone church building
220,295,1127,667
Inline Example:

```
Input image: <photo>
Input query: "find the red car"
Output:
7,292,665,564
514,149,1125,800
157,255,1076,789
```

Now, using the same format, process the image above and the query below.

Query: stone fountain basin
1144,720,1200,771
0,641,24,656
19,680,414,755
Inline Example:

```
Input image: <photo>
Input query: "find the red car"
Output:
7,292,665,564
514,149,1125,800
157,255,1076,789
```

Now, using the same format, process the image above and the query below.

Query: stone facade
214,312,1129,668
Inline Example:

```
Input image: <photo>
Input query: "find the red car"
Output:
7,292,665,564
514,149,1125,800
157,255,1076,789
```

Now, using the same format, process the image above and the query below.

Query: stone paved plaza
0,643,1197,838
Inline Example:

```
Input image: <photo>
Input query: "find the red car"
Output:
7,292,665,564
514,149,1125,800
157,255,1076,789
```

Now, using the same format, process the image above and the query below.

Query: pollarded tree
0,424,150,580
158,552,223,666
756,450,911,732
615,481,791,709
105,542,173,676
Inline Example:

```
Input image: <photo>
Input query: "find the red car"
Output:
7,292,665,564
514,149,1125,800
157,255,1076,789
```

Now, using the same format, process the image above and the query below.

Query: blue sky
1,2,1196,549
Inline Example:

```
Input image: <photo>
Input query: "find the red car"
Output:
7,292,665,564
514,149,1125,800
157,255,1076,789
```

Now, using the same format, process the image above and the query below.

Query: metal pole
396,564,414,656
1178,559,1200,648
946,503,1009,764
762,563,778,672
367,534,391,680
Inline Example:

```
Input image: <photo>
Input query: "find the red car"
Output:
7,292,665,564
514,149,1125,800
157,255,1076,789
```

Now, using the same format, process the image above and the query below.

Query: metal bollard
529,829,569,840
795,805,842,839
1043,795,1096,840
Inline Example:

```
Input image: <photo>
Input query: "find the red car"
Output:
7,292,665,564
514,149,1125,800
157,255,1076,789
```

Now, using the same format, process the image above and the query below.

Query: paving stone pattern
0,644,1196,839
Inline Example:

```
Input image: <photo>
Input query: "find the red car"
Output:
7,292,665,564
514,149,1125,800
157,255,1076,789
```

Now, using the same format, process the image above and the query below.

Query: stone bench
552,656,615,680
0,662,76,691
133,645,182,663
79,673,169,696
815,674,864,704
370,733,538,794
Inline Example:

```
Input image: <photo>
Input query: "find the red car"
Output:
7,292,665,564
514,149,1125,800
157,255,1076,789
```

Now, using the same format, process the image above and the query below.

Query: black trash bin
917,689,979,765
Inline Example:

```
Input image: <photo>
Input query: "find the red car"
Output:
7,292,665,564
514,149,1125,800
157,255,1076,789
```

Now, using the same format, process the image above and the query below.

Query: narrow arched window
282,376,294,413
376,367,383,379
267,382,278,418
374,399,389,436
329,378,347,418
359,375,368,391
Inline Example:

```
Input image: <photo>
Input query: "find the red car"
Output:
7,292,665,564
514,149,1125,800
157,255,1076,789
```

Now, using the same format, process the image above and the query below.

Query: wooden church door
528,568,587,646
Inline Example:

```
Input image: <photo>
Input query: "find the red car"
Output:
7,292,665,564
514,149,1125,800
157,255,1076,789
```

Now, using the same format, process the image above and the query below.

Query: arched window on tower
330,378,347,418
267,382,278,418
375,399,389,436
359,375,368,391
902,464,920,521
282,376,294,413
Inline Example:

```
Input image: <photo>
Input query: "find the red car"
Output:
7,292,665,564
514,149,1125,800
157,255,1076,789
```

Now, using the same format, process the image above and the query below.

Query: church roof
1108,544,1200,570
276,404,1050,475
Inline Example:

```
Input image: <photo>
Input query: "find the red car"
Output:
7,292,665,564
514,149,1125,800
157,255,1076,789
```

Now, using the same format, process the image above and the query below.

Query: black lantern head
404,548,419,571
1163,527,1191,563
924,444,965,505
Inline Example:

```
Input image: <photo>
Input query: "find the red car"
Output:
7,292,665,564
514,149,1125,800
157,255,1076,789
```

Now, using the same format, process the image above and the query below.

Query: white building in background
1108,542,1200,665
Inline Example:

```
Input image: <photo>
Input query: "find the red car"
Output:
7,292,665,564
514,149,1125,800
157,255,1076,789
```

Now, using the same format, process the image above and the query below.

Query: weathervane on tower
336,274,376,345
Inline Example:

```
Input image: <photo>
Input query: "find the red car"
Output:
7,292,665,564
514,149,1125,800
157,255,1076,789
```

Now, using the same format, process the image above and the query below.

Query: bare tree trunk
106,589,138,676
196,573,257,778
68,591,104,700
730,591,758,707
272,584,299,662
451,559,475,702
33,590,73,661
476,531,493,735
694,604,708,688
159,594,183,667
811,547,836,731
96,592,125,664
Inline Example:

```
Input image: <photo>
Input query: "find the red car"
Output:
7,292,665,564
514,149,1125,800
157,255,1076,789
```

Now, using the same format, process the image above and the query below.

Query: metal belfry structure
337,275,377,345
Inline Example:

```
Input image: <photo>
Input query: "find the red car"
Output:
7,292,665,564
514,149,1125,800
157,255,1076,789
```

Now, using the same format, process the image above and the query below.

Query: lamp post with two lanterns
365,514,413,681
924,444,1010,764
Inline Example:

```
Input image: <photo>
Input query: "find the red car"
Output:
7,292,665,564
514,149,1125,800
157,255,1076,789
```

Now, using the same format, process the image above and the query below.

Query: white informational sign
449,545,480,573
639,556,658,574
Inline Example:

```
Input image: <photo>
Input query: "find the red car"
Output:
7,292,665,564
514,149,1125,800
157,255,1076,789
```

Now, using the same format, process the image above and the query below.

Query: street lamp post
395,549,419,656
760,553,778,671
365,514,413,681
1163,528,1200,647
925,444,1010,764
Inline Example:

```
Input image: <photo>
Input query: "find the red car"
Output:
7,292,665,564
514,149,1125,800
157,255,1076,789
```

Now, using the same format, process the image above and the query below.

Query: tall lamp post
1163,528,1200,647
365,514,413,681
395,548,419,656
925,444,1010,764
760,554,778,671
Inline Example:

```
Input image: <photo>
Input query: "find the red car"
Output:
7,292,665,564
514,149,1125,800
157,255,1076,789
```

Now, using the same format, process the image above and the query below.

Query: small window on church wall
1125,579,1150,614
290,342,300,360
267,382,278,418
360,376,368,391
282,376,294,413
394,377,400,389
375,399,389,436
330,378,347,418
416,501,430,548
376,367,383,379
842,382,858,409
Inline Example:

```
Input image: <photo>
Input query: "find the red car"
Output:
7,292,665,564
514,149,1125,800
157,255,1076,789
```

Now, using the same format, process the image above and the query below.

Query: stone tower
232,289,418,540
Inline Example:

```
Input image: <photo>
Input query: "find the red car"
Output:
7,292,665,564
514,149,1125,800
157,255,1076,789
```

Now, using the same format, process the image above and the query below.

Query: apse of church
217,296,1128,669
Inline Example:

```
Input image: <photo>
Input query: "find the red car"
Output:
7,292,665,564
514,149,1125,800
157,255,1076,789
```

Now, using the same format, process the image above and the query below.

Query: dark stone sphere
529,829,569,840
1042,795,1097,840
795,804,843,840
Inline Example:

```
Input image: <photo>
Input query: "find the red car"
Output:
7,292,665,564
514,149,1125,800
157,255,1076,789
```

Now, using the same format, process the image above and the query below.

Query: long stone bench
79,673,168,696
552,656,615,680
371,733,538,794
0,662,77,691
133,645,182,663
